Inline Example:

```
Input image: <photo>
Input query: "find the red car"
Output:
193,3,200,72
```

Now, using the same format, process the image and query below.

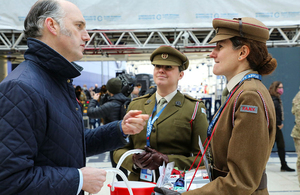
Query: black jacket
87,93,131,124
272,95,283,126
0,38,127,195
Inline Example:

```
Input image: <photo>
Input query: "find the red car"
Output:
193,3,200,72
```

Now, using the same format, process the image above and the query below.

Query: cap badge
161,53,168,59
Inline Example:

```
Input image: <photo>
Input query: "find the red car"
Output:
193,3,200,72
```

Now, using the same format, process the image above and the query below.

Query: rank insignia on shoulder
240,105,258,113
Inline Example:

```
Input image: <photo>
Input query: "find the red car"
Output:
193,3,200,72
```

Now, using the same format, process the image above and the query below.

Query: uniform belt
211,166,267,190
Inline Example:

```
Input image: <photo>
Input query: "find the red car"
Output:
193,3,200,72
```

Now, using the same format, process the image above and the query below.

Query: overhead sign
1,0,299,30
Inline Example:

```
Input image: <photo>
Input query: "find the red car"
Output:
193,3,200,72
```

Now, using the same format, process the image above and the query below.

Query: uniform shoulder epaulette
132,93,152,101
184,94,202,102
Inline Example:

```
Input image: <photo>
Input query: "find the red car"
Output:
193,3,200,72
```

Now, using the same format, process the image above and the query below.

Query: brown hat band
216,27,268,43
152,54,182,66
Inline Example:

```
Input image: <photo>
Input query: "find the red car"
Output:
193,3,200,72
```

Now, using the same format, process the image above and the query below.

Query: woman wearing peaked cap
153,17,277,195
114,45,209,182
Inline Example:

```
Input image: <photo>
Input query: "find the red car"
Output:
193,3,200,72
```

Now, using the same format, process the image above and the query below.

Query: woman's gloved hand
132,150,152,169
151,187,181,195
144,146,169,170
132,146,169,170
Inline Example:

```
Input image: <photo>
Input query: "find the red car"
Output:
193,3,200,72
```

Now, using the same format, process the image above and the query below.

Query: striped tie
157,98,167,113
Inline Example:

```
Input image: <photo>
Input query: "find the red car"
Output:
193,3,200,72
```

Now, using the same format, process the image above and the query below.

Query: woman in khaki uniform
291,90,300,186
113,46,209,181
154,18,277,195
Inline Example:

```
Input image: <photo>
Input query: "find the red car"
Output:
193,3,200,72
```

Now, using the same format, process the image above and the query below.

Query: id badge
140,169,153,182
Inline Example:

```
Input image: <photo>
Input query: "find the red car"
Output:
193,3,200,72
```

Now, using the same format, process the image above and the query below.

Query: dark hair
24,0,65,38
178,65,184,72
75,85,82,92
230,37,277,76
100,85,107,93
269,81,282,97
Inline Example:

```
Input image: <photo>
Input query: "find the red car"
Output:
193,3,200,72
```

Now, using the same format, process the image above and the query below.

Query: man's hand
80,167,106,194
93,93,100,100
278,124,284,130
122,110,149,135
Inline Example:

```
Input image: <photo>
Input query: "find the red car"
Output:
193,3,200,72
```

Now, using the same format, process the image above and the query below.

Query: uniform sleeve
0,80,79,195
292,92,300,115
183,90,274,195
291,92,300,138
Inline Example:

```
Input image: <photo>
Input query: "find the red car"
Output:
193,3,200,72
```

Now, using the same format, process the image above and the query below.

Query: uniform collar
226,69,252,92
156,89,177,104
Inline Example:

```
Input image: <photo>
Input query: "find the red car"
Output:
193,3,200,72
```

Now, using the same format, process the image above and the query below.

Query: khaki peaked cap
209,17,269,44
150,46,189,70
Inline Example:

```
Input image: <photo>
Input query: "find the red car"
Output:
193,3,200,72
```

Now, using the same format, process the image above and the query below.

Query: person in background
291,88,300,186
89,86,95,98
75,85,86,114
75,85,87,104
93,83,100,93
87,78,131,181
0,1,149,194
131,83,141,99
99,84,109,105
83,84,91,100
148,85,157,95
153,17,278,195
269,81,295,172
114,45,209,182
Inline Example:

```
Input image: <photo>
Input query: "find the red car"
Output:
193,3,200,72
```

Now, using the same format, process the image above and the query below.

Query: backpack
113,99,131,120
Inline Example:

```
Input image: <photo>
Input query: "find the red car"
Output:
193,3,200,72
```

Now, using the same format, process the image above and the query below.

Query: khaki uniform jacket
183,72,276,195
291,91,300,138
113,91,209,181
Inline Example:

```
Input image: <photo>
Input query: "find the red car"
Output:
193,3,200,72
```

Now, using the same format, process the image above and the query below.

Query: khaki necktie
157,98,167,113
221,88,229,105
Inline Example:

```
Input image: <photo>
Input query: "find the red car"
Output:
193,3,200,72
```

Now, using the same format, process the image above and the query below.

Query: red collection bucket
108,149,157,195
108,181,156,195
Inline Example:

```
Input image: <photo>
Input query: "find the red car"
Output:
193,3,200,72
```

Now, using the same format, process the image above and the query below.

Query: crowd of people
0,0,299,195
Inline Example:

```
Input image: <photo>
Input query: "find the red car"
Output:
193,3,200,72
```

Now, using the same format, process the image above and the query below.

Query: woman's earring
238,57,241,60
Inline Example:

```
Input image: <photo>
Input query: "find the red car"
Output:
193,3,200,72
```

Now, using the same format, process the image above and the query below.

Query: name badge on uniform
240,105,258,113
140,169,153,182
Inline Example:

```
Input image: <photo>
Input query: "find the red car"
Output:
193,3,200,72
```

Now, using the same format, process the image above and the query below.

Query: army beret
150,45,189,70
209,17,269,44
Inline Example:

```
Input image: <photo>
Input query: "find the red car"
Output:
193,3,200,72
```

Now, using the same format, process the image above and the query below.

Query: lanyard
207,73,261,137
146,102,167,147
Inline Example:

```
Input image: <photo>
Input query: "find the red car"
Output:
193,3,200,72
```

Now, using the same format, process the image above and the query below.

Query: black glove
151,187,181,195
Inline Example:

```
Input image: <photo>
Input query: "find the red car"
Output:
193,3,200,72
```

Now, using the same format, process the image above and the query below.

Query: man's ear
45,17,59,35
238,45,250,61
